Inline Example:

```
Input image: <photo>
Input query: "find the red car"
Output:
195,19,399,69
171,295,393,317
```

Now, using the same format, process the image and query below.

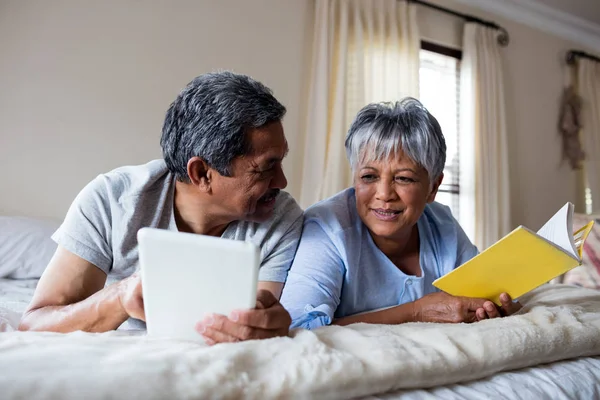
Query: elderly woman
280,98,520,329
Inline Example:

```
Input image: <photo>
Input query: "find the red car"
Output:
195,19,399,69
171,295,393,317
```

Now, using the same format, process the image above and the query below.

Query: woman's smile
371,208,403,221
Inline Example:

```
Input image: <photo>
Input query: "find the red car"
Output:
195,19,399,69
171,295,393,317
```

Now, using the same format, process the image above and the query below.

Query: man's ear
427,173,444,203
187,157,212,192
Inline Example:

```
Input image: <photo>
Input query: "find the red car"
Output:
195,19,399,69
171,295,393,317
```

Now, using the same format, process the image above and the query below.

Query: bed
1,216,600,399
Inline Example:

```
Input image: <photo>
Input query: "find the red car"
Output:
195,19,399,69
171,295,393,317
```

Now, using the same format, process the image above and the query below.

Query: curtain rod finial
497,28,509,46
566,51,577,65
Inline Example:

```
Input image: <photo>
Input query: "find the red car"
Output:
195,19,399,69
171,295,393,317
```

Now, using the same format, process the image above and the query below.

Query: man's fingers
229,304,291,330
255,289,278,309
196,314,275,342
199,326,239,345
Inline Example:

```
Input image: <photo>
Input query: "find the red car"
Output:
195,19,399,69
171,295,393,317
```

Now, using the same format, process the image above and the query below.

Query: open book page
536,203,578,259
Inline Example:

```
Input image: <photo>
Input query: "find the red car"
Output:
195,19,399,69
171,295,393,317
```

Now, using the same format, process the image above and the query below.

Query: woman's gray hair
345,98,446,181
160,71,286,182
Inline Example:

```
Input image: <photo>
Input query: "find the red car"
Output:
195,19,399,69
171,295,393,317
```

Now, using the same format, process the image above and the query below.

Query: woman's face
354,150,442,241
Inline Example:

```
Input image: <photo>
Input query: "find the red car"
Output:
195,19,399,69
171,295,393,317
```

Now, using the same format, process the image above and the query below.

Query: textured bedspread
0,278,37,332
1,283,599,399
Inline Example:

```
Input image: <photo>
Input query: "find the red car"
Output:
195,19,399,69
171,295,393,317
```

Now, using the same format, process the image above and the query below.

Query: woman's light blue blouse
280,188,479,329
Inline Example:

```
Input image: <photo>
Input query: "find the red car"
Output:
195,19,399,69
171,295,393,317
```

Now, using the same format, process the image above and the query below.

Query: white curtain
459,23,511,250
578,59,600,213
298,0,420,209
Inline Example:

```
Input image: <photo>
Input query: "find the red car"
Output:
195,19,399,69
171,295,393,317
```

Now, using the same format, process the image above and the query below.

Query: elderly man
19,72,303,344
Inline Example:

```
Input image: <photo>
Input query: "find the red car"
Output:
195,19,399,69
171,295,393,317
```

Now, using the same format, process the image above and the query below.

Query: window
585,186,593,215
419,44,461,221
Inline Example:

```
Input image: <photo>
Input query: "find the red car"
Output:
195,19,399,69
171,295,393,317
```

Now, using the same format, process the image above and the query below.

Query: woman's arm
334,303,416,326
334,292,503,325
279,221,345,330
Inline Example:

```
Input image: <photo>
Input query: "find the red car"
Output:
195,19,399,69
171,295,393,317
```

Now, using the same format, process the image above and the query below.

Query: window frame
419,40,462,208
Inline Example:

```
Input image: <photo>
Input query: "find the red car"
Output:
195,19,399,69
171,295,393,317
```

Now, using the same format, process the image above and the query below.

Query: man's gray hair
161,71,287,181
345,98,446,181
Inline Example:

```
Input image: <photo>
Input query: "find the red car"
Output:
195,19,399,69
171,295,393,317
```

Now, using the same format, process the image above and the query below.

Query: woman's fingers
483,301,500,319
476,308,487,321
500,293,523,316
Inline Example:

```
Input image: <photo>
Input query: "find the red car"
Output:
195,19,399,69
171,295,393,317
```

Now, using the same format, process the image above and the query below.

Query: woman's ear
187,157,212,192
427,173,444,203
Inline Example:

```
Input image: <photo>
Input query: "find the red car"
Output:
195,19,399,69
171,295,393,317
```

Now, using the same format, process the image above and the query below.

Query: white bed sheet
1,279,599,399
0,278,37,332
369,356,600,400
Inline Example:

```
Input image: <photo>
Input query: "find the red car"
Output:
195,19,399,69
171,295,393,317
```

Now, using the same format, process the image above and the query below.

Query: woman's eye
396,176,415,183
361,174,377,182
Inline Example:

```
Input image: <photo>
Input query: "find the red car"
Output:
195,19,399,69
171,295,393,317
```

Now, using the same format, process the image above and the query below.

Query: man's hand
195,289,291,345
413,292,492,323
475,292,522,321
117,273,145,321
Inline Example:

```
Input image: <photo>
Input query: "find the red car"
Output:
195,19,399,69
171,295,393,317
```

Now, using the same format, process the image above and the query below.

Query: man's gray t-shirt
52,159,304,329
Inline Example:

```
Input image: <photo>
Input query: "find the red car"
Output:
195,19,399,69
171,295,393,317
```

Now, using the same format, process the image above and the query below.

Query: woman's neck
173,181,231,237
371,224,421,276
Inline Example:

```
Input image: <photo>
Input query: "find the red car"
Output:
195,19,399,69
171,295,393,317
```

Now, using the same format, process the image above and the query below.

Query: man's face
209,121,289,223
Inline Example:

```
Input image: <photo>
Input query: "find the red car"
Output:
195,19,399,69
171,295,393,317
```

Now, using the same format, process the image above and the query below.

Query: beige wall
421,0,592,231
0,0,312,220
1,0,596,233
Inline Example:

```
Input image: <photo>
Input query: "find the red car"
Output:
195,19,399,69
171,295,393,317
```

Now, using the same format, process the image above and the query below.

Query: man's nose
271,164,287,189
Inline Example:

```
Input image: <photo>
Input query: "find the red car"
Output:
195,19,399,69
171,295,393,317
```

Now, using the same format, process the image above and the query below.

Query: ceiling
534,0,600,26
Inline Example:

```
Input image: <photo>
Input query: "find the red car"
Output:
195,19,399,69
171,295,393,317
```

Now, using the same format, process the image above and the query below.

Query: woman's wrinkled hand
475,292,522,321
412,291,519,324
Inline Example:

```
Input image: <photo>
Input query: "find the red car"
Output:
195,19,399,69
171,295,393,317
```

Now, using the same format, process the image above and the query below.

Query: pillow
0,216,60,279
558,213,600,290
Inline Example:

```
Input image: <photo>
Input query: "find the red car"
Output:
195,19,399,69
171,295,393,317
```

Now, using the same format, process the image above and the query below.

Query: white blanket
1,284,600,399
0,278,37,332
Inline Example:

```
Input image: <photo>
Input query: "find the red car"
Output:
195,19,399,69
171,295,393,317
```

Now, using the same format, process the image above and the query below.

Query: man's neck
173,180,231,237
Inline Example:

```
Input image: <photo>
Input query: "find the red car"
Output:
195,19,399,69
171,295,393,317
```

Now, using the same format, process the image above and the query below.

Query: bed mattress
1,279,599,399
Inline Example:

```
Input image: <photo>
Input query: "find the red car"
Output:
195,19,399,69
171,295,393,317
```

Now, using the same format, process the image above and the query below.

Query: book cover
433,211,594,305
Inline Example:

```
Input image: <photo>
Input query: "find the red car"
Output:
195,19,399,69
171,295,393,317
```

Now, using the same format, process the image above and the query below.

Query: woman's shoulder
303,188,359,233
422,201,457,226
420,201,463,240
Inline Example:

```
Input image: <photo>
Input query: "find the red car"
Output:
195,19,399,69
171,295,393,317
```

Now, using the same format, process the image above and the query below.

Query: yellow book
433,202,595,305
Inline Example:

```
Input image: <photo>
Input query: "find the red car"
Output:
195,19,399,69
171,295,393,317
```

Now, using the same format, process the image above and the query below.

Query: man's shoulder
227,191,303,253
67,158,172,226
95,160,170,196
252,191,303,236
271,191,303,222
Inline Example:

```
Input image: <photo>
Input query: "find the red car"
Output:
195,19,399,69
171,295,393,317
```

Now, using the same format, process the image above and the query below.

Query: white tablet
137,227,259,341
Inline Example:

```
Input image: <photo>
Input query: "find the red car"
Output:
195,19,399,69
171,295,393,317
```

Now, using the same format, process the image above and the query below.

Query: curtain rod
406,0,510,46
566,50,600,65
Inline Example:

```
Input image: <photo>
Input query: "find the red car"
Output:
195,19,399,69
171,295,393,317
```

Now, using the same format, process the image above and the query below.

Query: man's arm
257,281,283,299
195,202,303,344
18,246,140,333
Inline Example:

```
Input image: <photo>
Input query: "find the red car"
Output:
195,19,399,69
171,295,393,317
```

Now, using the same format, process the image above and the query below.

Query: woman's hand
412,292,489,323
413,292,522,323
475,293,522,321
